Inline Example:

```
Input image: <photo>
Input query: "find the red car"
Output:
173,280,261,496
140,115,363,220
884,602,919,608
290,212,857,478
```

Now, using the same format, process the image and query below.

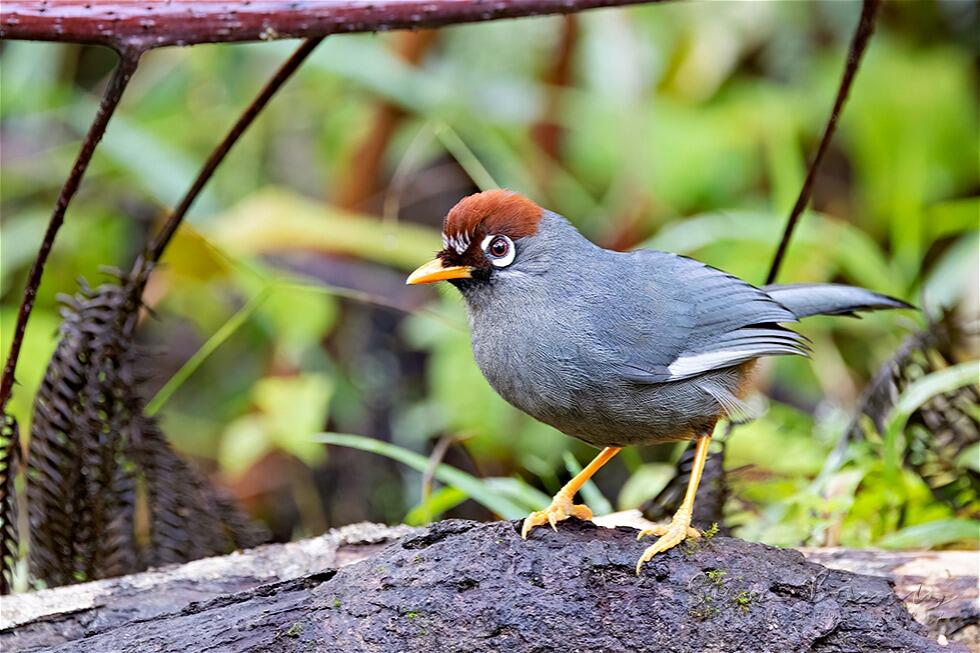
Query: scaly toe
521,496,593,539
635,522,700,574
520,512,549,539
637,524,700,540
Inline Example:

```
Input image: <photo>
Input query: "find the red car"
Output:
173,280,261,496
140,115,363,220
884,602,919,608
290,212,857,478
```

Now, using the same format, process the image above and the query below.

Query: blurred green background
2,1,978,550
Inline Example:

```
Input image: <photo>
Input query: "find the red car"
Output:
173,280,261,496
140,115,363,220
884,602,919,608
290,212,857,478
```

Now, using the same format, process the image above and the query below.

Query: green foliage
877,519,980,550
313,433,533,519
882,362,980,480
617,462,675,511
221,374,333,475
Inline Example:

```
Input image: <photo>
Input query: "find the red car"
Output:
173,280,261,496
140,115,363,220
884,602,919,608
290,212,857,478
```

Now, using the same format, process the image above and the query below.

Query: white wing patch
668,345,804,380
667,349,760,378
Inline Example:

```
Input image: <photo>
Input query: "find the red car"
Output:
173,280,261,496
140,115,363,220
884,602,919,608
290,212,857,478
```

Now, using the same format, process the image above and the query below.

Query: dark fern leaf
30,285,106,585
28,276,268,588
132,415,268,567
212,487,269,550
847,311,980,515
102,452,139,578
1,413,20,595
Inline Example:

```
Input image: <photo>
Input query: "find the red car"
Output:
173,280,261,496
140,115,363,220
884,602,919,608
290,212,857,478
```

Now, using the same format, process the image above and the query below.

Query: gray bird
407,189,910,572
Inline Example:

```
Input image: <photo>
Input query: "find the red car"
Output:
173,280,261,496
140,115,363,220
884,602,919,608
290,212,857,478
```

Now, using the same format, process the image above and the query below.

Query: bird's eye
481,235,515,268
489,237,509,257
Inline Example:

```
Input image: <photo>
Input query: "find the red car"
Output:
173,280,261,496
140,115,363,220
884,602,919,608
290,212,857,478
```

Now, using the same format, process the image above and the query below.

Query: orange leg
635,434,712,573
521,446,620,539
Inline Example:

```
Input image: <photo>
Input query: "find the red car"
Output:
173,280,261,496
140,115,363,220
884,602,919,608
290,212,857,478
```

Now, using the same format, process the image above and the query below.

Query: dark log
0,522,414,651
3,520,971,653
0,1,661,50
802,547,980,650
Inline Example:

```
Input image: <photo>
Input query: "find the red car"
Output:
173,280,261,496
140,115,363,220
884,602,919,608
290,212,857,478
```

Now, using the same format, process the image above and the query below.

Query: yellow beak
406,258,474,285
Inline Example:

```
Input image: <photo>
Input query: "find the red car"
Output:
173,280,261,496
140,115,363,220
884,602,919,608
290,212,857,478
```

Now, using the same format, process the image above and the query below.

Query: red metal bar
0,1,660,51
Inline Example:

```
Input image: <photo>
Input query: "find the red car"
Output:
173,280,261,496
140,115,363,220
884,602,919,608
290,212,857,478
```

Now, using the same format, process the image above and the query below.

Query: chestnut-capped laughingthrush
407,190,910,573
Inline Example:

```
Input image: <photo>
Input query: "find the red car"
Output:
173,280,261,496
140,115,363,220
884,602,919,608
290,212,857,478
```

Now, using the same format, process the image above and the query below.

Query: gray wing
762,283,912,318
596,250,809,384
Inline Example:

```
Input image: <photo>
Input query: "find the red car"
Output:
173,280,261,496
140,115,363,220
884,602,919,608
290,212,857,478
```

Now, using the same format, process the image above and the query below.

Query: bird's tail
762,283,913,319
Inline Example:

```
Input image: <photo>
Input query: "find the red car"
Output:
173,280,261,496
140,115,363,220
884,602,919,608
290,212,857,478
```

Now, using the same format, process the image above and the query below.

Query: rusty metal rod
0,1,661,50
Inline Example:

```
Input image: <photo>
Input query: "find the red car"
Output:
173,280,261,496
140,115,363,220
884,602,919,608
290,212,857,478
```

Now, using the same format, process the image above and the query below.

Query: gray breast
461,219,730,447
471,322,731,447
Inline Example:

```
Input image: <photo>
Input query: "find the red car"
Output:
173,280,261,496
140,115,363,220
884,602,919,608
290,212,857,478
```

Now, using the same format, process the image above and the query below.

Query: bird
406,189,911,573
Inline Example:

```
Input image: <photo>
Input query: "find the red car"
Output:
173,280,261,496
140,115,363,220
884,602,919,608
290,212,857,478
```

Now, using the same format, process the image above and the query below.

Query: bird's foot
520,493,593,539
635,513,701,574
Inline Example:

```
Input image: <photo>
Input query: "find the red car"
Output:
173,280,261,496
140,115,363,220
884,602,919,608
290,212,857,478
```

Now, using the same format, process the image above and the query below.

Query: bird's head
406,190,545,291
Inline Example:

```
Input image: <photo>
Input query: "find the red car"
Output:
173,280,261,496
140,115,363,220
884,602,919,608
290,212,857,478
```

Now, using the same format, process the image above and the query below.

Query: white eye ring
481,234,515,268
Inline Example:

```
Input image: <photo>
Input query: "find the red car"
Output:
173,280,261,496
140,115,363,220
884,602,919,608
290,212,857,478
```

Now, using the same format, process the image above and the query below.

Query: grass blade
405,486,468,526
484,477,552,511
877,518,980,549
313,433,527,519
145,286,271,416
435,122,499,191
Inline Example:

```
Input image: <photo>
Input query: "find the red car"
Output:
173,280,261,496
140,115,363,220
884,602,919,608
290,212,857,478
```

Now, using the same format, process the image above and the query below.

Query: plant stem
0,51,140,413
135,37,324,277
765,0,882,285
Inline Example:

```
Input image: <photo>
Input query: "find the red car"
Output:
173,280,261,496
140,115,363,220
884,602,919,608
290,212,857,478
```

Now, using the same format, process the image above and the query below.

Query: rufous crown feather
441,190,543,257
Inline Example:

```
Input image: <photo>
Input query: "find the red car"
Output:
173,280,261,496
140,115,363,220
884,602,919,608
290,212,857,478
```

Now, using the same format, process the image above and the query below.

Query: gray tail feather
762,283,914,319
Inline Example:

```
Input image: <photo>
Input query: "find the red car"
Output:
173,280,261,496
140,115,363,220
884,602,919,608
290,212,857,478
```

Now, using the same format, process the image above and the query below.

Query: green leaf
405,486,468,526
877,519,980,550
883,362,980,479
925,198,980,240
483,477,552,511
405,477,547,526
218,373,332,476
956,443,980,473
563,451,614,517
255,374,332,466
313,433,528,519
206,187,441,271
617,463,676,511
920,233,979,313
219,415,273,477
257,284,338,350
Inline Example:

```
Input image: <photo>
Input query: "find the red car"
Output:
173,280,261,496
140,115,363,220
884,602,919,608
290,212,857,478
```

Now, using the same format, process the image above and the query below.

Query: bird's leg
521,446,620,539
635,435,711,573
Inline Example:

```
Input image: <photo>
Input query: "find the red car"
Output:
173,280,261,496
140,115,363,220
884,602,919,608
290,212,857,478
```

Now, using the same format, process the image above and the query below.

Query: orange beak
406,258,474,285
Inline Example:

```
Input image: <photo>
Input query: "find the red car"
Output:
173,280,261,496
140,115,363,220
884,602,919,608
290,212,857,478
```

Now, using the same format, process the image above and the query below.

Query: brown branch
334,29,439,212
765,0,882,285
132,37,323,280
0,1,661,50
420,435,456,521
531,15,578,164
0,51,140,413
